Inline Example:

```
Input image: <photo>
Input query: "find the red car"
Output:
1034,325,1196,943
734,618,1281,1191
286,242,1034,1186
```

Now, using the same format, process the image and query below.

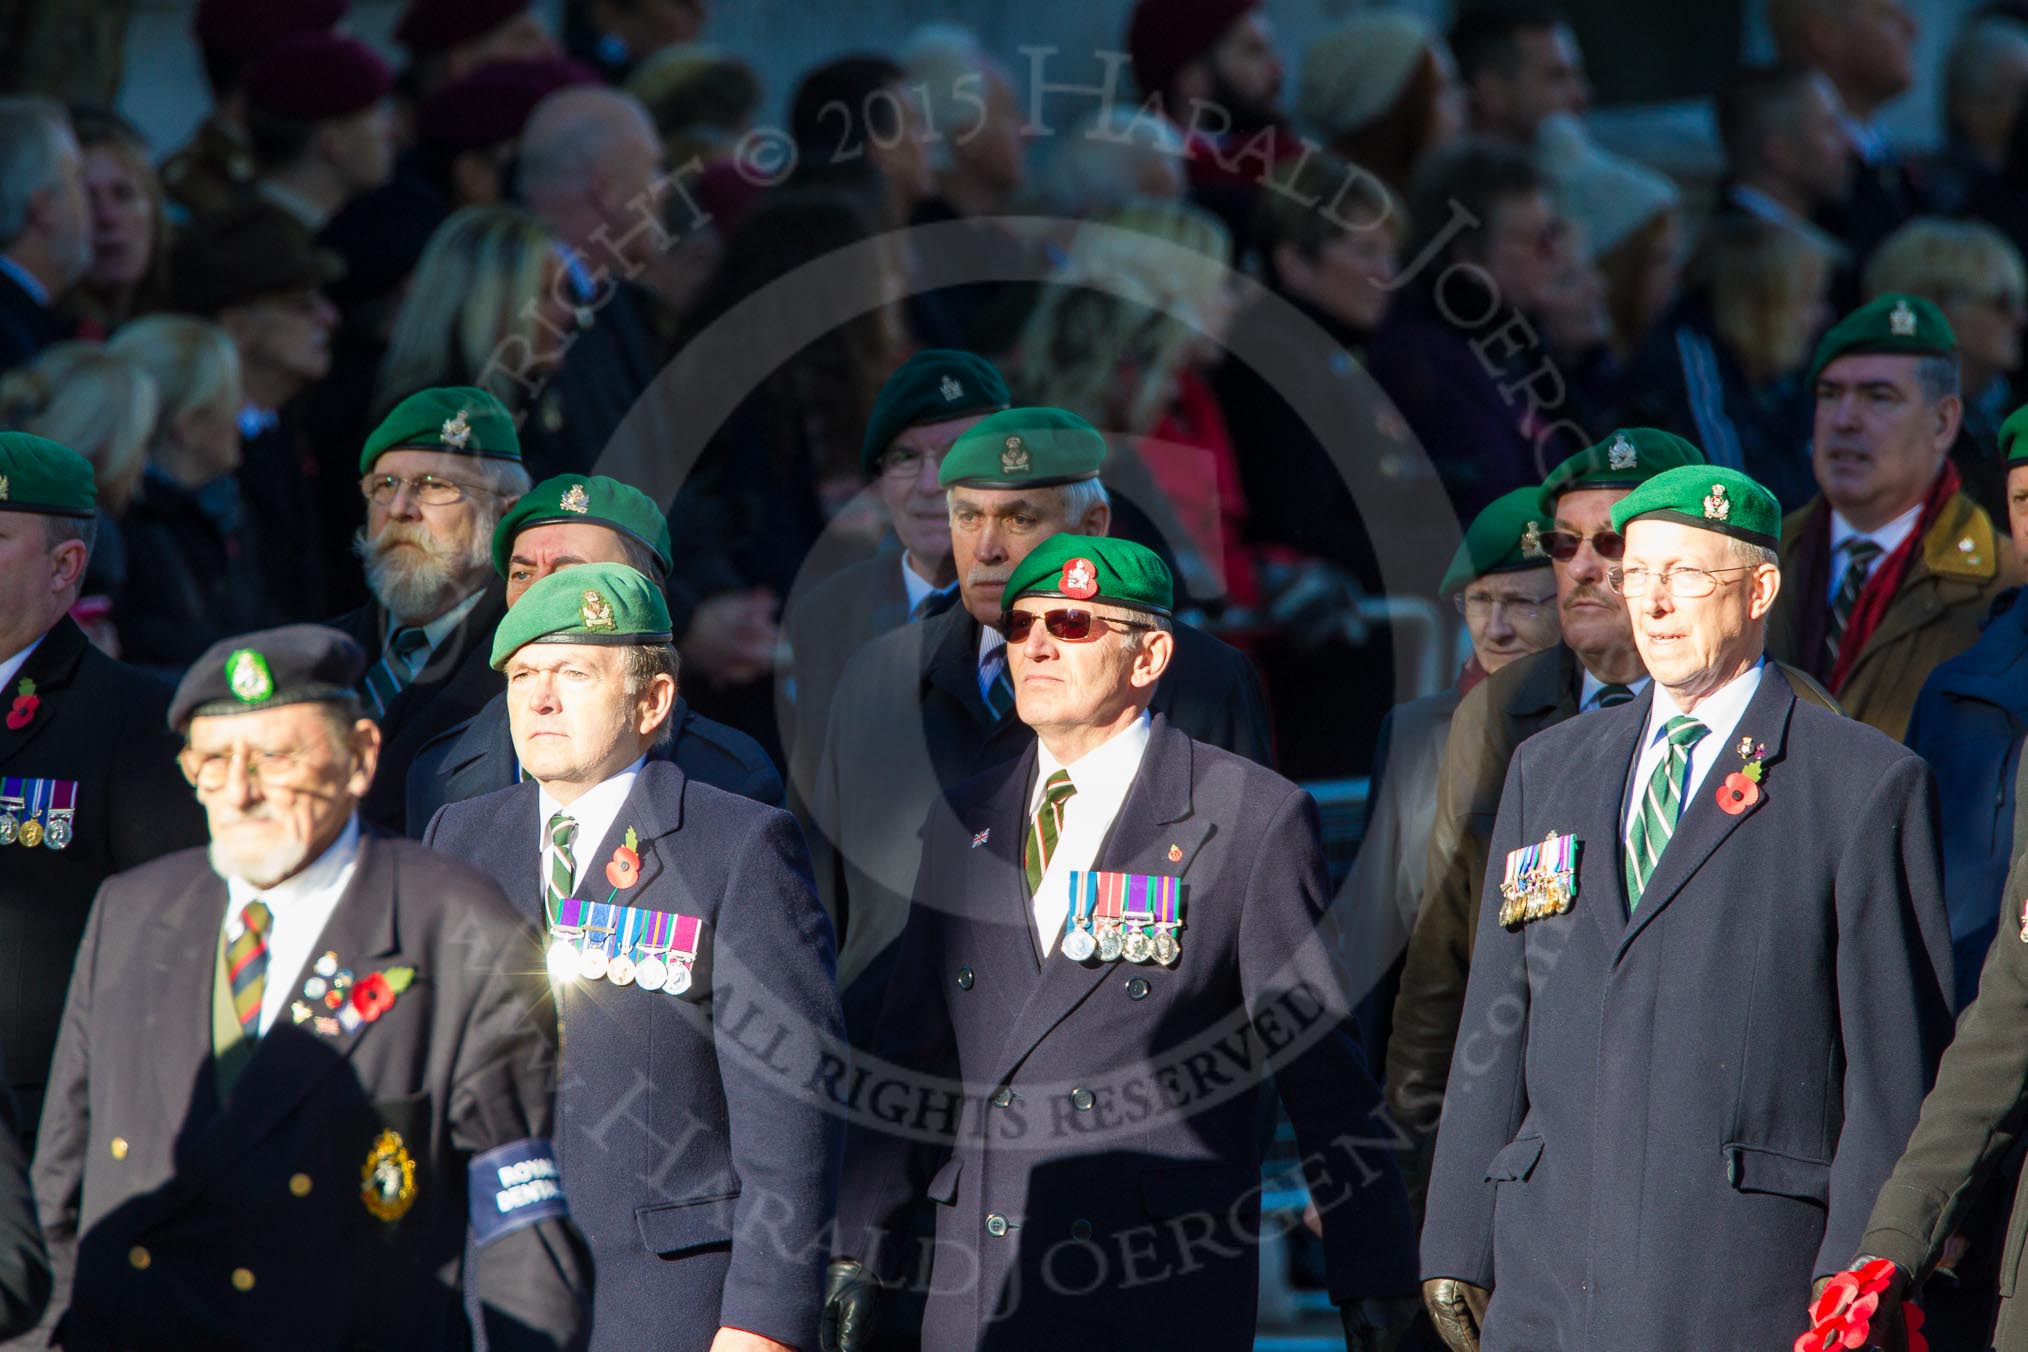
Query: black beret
170,624,367,730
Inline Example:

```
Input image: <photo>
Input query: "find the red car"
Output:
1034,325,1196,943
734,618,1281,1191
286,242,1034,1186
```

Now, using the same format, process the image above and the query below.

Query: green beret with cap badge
167,624,367,730
1001,534,1174,618
492,474,674,579
1808,291,1957,388
862,350,1011,476
1441,486,1554,596
490,562,673,670
0,432,95,519
1538,427,1705,515
361,386,521,473
1610,464,1782,549
940,407,1106,490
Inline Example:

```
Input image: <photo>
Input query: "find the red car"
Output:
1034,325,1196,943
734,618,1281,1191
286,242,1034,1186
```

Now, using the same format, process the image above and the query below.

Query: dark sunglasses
999,608,1155,643
1543,528,1625,562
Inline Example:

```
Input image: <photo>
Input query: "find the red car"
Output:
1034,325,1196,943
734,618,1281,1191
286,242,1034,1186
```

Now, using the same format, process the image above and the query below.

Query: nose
974,522,1008,563
385,482,424,520
1019,615,1055,661
220,750,260,809
528,674,561,715
914,455,942,493
1567,541,1605,582
1483,605,1516,641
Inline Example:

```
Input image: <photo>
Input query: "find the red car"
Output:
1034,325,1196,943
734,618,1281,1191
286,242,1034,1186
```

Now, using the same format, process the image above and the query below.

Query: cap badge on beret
0,476,8,501
940,375,963,401
1001,435,1030,475
580,590,616,632
560,483,590,514
1890,300,1917,337
441,409,472,450
1521,521,1546,560
1060,557,1099,600
227,649,275,704
1608,434,1637,471
1703,484,1731,522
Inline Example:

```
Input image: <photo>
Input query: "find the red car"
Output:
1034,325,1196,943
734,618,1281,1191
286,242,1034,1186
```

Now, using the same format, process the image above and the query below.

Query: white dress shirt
536,756,646,895
0,633,45,696
1621,659,1765,844
1027,712,1153,957
1579,670,1651,713
222,813,364,1036
977,625,1008,702
900,553,957,619
1826,504,1921,603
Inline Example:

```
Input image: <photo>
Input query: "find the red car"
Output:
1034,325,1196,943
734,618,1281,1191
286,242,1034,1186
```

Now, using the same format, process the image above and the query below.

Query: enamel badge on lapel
361,1130,418,1222
299,953,415,1036
1498,831,1580,927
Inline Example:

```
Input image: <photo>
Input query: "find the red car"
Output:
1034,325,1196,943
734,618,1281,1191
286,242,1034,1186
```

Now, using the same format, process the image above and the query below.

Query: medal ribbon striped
1065,871,1098,942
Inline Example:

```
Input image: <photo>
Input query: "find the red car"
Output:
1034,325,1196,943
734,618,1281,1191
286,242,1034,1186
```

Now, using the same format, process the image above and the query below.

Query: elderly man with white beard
331,385,530,832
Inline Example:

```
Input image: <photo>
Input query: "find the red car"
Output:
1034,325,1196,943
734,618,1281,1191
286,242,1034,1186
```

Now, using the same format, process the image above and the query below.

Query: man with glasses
31,623,592,1350
332,385,530,833
1767,292,2014,740
826,534,1416,1352
1420,465,1951,1351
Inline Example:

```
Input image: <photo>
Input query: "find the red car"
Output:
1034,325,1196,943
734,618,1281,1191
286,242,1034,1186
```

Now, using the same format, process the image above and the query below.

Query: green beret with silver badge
1538,427,1705,515
939,407,1106,490
1610,464,1782,549
360,385,521,473
1808,291,1956,388
1440,486,1554,596
492,474,674,579
490,562,673,670
861,349,1011,475
1001,534,1174,618
0,432,95,519
167,624,368,729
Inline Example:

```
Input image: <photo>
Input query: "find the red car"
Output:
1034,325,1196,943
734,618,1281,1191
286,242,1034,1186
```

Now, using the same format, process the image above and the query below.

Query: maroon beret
1126,0,1262,100
416,55,596,151
192,0,349,90
243,32,393,122
394,0,530,56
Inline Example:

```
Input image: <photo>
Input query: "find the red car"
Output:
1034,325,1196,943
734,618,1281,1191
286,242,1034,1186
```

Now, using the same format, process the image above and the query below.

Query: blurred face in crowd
1273,222,1399,332
1197,11,1284,128
321,102,396,194
1005,596,1174,750
1550,487,1640,675
1812,353,1959,530
1537,230,1611,357
359,449,516,623
185,704,377,888
82,145,153,290
446,10,558,81
221,287,338,388
1457,564,1559,674
1619,519,1780,710
1471,22,1590,141
1773,74,1854,211
32,128,92,288
1944,286,2026,390
1833,0,1917,110
869,81,936,208
504,522,653,606
0,512,86,660
953,62,1027,196
878,415,982,582
948,483,1112,626
592,109,665,269
1479,188,1561,316
505,642,675,803
167,392,244,483
2008,464,2028,562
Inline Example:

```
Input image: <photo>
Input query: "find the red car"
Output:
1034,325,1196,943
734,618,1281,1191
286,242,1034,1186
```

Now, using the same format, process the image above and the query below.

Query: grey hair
1915,352,1961,406
475,458,534,502
0,99,73,250
1724,536,1780,569
622,643,681,750
1028,107,1188,219
43,512,97,566
1057,477,1111,526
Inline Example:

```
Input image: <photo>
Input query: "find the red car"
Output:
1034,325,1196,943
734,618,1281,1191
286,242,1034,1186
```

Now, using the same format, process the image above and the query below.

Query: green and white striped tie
1624,715,1708,911
545,811,578,928
1022,770,1077,895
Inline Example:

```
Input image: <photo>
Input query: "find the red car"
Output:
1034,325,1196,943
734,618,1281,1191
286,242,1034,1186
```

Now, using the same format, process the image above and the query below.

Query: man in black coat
404,472,780,833
0,434,205,1125
0,100,86,377
31,624,592,1350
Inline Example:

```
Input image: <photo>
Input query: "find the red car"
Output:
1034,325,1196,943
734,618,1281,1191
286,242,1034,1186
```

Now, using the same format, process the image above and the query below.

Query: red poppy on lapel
606,826,641,890
5,678,37,731
1715,773,1759,814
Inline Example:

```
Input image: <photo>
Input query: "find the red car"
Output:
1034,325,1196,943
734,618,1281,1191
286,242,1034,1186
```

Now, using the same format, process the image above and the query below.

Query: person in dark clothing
0,100,87,378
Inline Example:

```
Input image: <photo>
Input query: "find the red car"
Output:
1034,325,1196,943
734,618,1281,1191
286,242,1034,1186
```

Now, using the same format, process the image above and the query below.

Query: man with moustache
332,385,529,833
31,624,591,1350
1767,292,2014,741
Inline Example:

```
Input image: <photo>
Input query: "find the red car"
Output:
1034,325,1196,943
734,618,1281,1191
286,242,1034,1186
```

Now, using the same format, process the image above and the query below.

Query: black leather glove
821,1258,882,1352
1422,1277,1490,1352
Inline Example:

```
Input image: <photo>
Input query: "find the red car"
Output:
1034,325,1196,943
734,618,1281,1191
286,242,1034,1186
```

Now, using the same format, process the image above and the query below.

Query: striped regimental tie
1623,715,1709,911
1825,539,1883,668
983,650,1016,721
545,812,578,928
362,626,429,719
226,899,272,1037
1022,770,1078,895
1592,683,1636,710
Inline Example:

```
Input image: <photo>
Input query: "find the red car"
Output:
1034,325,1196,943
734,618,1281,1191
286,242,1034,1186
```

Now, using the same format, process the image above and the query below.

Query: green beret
1999,403,2028,466
940,407,1106,490
492,474,674,579
1610,464,1781,549
490,562,673,670
360,386,521,473
1809,291,1956,387
0,432,95,519
168,624,366,729
1440,487,1554,596
1538,427,1706,515
862,350,1011,475
1001,534,1174,618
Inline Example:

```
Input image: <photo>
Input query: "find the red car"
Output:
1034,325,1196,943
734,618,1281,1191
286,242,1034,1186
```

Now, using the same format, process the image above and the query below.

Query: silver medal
579,948,609,982
0,813,16,846
665,960,694,995
1154,932,1179,966
634,956,668,991
1123,930,1151,963
607,955,636,987
545,938,581,983
1097,928,1123,962
44,817,70,850
1061,928,1096,962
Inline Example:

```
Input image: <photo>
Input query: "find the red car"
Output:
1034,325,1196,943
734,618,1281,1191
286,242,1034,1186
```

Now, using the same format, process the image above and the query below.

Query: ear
638,671,678,737
1932,393,1964,451
1747,561,1781,621
1080,500,1113,537
347,718,383,800
1130,628,1176,688
48,538,88,593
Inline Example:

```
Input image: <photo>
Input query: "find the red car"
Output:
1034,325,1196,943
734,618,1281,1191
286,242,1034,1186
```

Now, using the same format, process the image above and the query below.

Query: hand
1342,1295,1421,1351
1422,1277,1490,1352
820,1258,883,1352
709,1329,794,1352
679,589,780,687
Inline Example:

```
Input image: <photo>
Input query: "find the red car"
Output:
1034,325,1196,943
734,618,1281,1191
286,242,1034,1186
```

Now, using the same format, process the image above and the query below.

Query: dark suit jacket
806,603,1273,1041
402,692,782,837
331,582,509,834
1422,667,1953,1349
425,760,842,1352
0,1050,46,1339
781,538,913,804
30,835,592,1351
551,282,660,480
0,619,204,1120
0,268,63,377
836,716,1416,1351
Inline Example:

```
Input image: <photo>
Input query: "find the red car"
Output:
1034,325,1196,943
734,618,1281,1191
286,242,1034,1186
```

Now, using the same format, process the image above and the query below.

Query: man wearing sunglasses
1421,464,1950,1351
827,533,1416,1352
330,385,530,834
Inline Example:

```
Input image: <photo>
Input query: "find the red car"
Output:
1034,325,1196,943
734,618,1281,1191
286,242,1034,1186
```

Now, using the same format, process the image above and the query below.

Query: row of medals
549,935,694,995
1063,918,1180,965
0,813,69,850
1497,866,1572,928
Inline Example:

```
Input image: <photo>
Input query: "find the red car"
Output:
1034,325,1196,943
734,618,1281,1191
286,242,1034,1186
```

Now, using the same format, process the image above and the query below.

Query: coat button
985,1213,1008,1237
128,1246,150,1270
1070,1219,1093,1241
1070,1087,1095,1111
1125,978,1150,1000
289,1173,313,1197
957,967,974,990
231,1267,255,1292
109,1137,128,1160
989,1087,1013,1108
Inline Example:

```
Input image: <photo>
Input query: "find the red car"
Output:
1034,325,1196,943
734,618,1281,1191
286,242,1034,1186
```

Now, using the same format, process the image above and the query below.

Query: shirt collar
0,255,47,308
1830,500,1923,560
978,624,1007,666
900,553,956,614
0,631,47,695
1580,669,1651,710
394,587,488,658
1645,657,1765,751
1034,709,1153,802
536,754,647,863
224,813,363,922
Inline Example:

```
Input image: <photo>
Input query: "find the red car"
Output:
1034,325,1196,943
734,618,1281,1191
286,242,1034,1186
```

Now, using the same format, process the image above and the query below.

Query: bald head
516,87,663,260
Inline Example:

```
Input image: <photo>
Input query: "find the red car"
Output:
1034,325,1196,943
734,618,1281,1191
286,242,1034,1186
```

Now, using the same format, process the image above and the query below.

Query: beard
208,824,314,889
356,514,492,622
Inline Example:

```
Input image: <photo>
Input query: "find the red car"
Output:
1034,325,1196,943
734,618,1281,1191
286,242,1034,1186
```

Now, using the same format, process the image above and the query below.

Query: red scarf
1827,459,1961,693
1457,655,1489,697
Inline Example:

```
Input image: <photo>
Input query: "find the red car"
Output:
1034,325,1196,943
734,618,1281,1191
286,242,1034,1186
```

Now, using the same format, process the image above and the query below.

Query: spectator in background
105,314,271,674
62,110,166,339
414,56,595,210
1448,2,1590,145
1536,111,1682,362
1298,13,1466,195
1928,16,2028,216
241,33,395,236
395,0,558,92
1624,216,1831,511
1030,106,1188,221
568,0,707,82
0,342,156,653
169,201,340,623
160,0,347,224
1713,63,1852,257
0,99,87,377
789,55,935,232
1531,220,1622,439
624,42,760,166
1865,217,2028,521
